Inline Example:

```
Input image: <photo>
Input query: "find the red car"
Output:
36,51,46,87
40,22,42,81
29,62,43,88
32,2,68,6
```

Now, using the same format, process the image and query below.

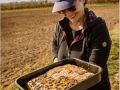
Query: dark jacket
52,8,111,90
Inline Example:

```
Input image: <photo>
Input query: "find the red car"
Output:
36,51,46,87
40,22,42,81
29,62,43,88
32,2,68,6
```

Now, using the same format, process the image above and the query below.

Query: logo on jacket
102,42,107,47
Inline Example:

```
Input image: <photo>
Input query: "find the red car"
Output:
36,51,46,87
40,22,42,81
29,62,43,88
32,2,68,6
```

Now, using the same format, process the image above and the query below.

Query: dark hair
67,6,76,11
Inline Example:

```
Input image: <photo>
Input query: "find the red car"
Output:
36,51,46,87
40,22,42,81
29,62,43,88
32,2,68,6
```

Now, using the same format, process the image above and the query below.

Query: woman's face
58,0,85,23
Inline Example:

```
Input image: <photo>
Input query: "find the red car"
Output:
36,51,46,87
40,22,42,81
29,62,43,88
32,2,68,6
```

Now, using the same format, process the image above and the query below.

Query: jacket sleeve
51,23,60,60
88,20,111,68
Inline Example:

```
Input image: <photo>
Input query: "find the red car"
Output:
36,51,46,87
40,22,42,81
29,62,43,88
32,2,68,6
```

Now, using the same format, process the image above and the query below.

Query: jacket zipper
68,48,70,58
68,45,72,59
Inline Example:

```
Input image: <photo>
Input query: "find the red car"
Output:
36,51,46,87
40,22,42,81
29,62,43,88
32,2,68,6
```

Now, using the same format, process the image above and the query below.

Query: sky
0,0,54,3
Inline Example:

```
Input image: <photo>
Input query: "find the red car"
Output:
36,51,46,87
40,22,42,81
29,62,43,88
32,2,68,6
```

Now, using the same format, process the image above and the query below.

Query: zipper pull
68,48,70,58
68,52,70,58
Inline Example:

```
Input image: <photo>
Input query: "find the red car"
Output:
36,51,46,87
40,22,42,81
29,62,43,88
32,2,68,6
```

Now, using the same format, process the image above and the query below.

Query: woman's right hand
54,58,59,63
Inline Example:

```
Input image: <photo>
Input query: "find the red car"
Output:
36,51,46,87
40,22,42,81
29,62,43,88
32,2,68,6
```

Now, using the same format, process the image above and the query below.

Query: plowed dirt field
1,4,119,90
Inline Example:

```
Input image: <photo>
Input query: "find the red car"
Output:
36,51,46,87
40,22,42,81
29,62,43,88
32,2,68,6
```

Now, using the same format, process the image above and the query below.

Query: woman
51,0,111,90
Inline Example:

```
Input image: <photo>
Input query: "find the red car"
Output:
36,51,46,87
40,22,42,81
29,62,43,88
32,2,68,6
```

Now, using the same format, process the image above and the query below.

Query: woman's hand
54,58,59,63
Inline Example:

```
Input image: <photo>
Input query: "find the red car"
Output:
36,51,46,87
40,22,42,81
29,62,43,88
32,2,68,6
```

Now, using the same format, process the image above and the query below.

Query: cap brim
52,1,74,13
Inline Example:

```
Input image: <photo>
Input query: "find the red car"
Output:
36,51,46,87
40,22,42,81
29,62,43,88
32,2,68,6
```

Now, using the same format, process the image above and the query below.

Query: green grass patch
107,24,119,90
86,3,119,8
109,24,119,61
1,7,52,13
108,60,119,79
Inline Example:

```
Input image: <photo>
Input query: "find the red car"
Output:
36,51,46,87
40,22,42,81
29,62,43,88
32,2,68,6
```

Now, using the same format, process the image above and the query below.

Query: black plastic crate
15,58,102,90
